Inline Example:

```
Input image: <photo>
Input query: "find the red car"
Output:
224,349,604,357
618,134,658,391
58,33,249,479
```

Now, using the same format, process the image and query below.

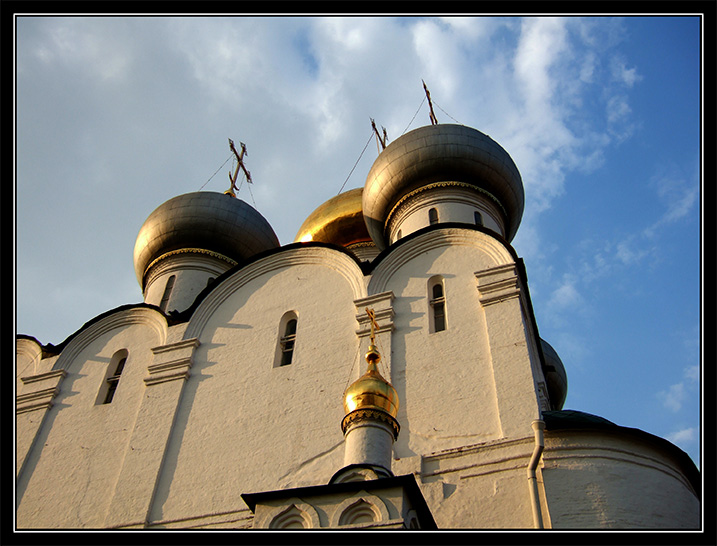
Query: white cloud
657,382,686,412
666,427,697,444
549,275,583,310
684,365,700,383
642,162,699,238
610,56,642,87
614,238,650,266
514,17,568,109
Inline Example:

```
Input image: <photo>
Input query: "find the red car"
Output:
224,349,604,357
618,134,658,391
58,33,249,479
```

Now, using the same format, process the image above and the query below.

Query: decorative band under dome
341,408,400,439
142,248,237,287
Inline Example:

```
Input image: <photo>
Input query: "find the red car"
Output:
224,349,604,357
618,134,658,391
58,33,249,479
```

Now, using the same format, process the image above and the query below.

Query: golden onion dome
295,187,372,248
343,345,399,418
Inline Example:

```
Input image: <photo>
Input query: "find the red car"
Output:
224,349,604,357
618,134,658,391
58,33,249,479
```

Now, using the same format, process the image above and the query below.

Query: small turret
333,310,400,483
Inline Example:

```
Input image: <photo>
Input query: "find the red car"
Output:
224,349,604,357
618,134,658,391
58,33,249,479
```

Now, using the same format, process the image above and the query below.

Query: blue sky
14,16,702,468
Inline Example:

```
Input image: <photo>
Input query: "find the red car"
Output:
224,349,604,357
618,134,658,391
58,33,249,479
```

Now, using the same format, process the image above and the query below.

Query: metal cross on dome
227,138,252,195
365,307,380,345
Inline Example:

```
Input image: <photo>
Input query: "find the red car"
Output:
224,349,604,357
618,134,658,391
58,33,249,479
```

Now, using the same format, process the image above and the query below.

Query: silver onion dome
133,191,280,288
362,124,524,248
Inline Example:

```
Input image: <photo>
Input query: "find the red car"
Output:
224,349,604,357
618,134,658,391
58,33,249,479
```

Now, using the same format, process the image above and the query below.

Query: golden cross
365,307,380,345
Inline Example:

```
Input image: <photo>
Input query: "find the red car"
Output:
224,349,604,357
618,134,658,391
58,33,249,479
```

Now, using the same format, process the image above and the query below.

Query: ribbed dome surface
133,191,279,287
362,124,524,248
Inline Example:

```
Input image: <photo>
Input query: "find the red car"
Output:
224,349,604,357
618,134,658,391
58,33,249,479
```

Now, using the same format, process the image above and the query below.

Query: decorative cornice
346,241,376,249
144,338,199,386
341,408,400,439
475,264,521,305
17,370,67,414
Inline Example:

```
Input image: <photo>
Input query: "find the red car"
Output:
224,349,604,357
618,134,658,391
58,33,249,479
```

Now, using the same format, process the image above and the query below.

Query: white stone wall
413,434,542,529
147,247,364,525
371,228,544,457
16,308,168,528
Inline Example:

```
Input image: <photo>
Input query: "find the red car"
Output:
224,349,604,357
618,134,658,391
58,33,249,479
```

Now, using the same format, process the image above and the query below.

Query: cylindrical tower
133,191,280,314
362,124,524,249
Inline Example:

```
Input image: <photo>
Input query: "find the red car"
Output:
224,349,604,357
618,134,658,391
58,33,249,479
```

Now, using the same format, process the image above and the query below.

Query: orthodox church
16,122,700,531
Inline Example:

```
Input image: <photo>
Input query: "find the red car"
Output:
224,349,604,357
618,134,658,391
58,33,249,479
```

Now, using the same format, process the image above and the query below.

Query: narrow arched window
276,312,298,367
428,207,439,225
474,210,483,226
100,350,128,404
428,277,446,333
159,275,176,312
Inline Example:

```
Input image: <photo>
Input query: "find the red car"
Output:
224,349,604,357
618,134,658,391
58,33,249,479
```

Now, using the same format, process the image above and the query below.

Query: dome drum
142,250,235,313
385,182,507,245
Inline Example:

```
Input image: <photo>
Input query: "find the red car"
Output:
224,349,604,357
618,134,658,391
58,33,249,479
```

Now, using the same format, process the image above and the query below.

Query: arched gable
368,226,516,295
184,245,367,341
53,307,168,372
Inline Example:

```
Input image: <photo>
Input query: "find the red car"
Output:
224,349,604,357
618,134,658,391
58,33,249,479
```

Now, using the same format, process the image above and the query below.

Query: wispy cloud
571,159,698,283
643,162,700,237
610,55,642,88
657,364,700,413
657,382,687,412
548,274,584,310
666,427,697,445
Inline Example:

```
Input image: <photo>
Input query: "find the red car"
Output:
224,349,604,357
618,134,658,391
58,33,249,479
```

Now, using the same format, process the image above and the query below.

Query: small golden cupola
343,343,399,419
